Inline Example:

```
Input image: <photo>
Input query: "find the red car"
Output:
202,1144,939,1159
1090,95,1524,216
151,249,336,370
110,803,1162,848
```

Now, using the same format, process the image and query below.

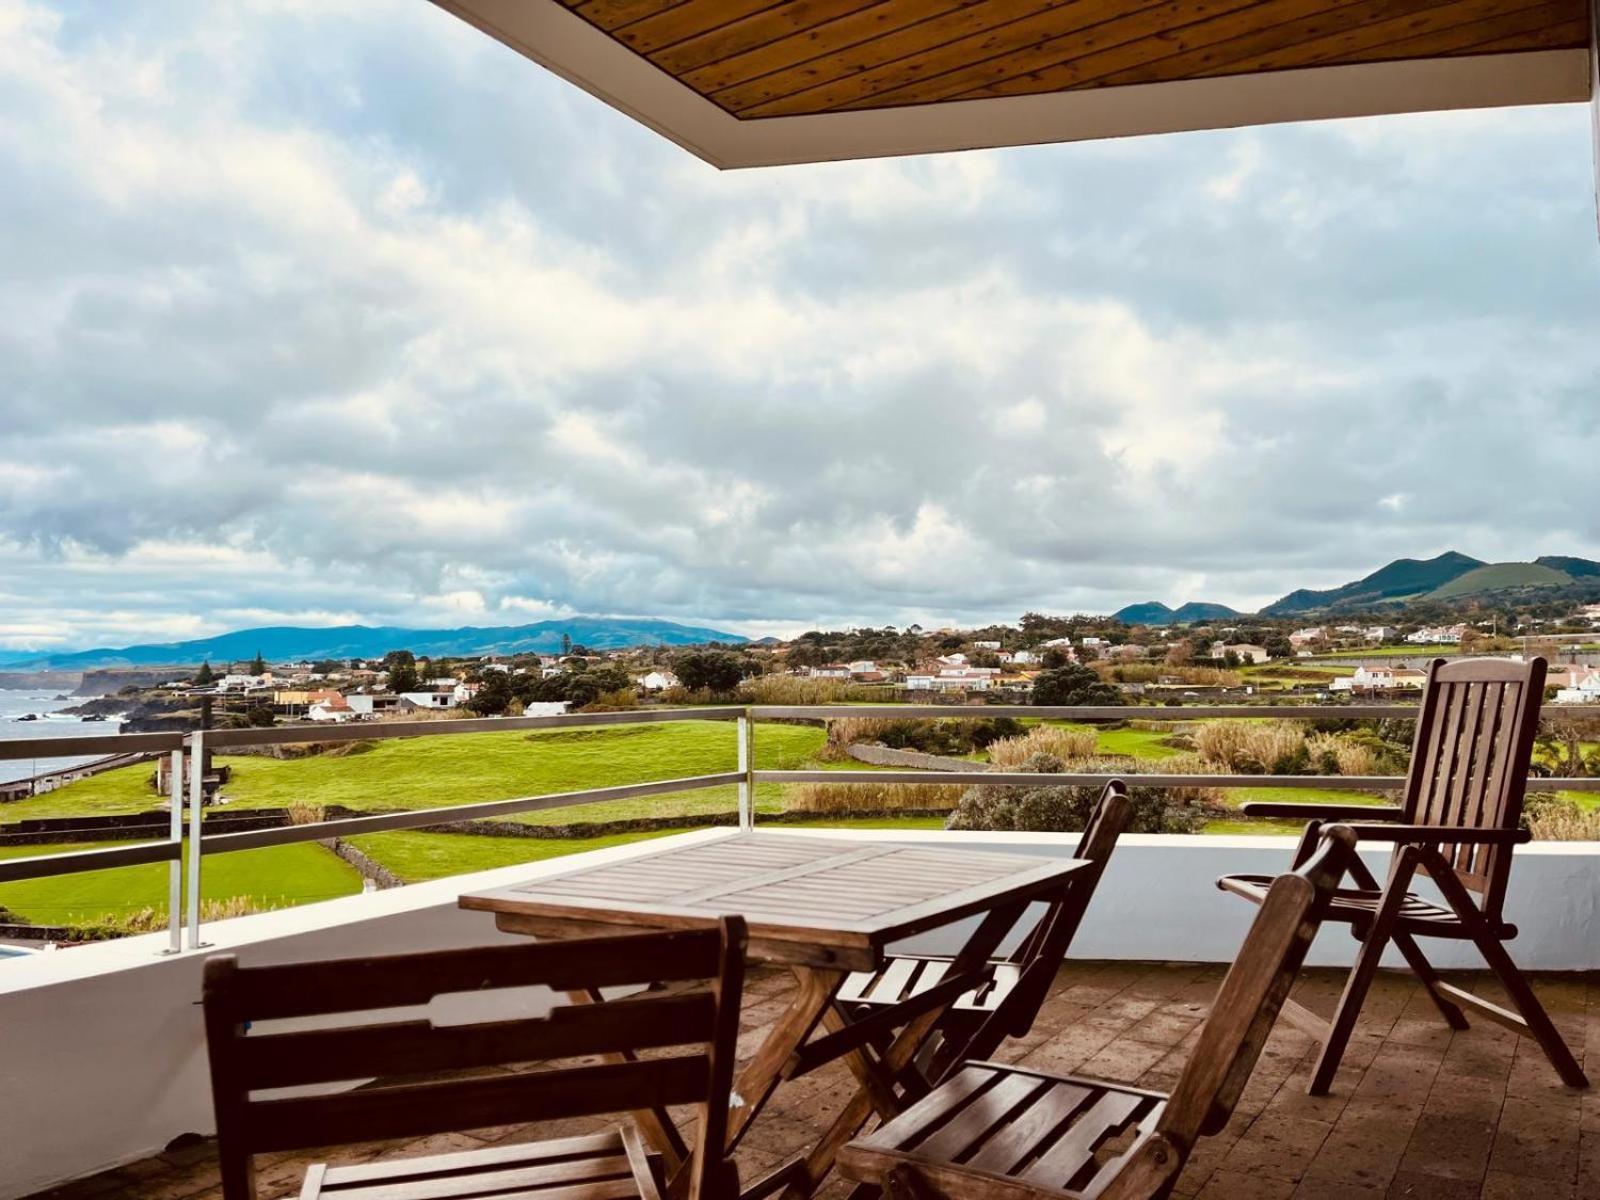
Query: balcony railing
3,701,1599,951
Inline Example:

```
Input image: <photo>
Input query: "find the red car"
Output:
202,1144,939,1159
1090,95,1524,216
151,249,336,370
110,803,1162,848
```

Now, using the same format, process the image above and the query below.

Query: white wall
2,828,1597,1198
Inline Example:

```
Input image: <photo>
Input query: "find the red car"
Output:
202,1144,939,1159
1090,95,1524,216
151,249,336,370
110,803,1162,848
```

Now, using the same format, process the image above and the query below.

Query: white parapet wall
2,827,1597,1199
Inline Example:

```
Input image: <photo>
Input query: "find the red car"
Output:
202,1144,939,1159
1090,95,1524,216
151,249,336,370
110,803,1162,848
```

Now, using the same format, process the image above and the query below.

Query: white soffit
433,0,1591,169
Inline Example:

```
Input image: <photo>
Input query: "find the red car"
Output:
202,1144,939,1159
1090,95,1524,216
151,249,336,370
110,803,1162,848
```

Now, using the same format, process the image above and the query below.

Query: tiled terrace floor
25,962,1600,1200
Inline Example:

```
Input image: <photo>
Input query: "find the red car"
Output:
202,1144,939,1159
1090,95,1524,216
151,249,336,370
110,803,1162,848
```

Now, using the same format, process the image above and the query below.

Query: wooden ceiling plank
1321,2,1587,61
1070,0,1477,93
732,0,1175,116
694,0,1047,101
651,0,888,76
822,0,1277,112
1191,0,1577,77
611,0,789,55
572,0,687,30
1457,12,1589,53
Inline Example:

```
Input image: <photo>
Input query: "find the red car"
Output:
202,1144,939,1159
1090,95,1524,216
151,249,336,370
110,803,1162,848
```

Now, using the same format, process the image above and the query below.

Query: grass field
0,840,363,924
350,815,950,883
7,720,827,825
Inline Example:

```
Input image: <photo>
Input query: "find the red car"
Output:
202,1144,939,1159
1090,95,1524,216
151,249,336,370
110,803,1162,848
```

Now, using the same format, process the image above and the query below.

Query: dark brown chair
202,918,747,1200
837,827,1356,1200
835,781,1131,1079
1220,656,1588,1094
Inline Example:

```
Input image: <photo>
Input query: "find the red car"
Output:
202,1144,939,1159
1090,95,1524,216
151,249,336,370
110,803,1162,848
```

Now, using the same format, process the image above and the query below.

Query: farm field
0,840,362,925
3,720,827,824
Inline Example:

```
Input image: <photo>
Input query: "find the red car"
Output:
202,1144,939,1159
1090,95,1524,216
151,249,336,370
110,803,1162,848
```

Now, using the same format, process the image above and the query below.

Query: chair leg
1465,917,1588,1088
1391,931,1469,1031
1308,850,1420,1095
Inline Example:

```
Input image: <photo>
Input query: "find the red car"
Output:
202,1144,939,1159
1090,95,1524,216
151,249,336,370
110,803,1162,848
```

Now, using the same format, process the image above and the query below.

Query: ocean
0,689,124,786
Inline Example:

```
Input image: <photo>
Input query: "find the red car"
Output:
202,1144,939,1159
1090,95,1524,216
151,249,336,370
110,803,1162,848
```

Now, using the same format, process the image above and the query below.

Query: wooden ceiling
558,0,1590,120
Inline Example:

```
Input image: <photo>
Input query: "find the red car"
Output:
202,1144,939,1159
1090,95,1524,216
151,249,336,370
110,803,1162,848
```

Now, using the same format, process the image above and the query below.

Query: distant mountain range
1111,551,1600,624
1110,601,1243,626
1259,552,1600,616
0,618,749,671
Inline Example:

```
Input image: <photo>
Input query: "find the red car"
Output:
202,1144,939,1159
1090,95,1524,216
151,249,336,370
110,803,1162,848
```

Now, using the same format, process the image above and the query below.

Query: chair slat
962,1080,1095,1175
1019,1091,1145,1188
320,1131,624,1185
914,1071,1047,1162
853,1065,998,1152
320,1153,634,1200
246,1055,710,1154
238,991,717,1090
217,929,724,1020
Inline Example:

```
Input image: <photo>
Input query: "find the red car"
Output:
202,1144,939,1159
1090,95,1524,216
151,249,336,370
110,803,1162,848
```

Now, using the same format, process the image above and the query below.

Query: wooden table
460,831,1089,1199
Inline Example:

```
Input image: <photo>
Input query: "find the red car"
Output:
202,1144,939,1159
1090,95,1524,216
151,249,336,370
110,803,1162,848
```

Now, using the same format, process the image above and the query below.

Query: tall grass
739,675,863,704
986,726,1098,768
1192,720,1307,773
786,780,966,814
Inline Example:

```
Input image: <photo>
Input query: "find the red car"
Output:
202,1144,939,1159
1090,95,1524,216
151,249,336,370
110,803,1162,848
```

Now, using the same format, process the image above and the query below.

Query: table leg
728,967,847,1149
779,903,1027,1200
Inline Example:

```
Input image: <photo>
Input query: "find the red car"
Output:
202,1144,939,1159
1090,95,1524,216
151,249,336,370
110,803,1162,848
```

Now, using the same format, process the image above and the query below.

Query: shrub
1523,795,1600,841
945,753,1219,835
1031,664,1122,707
1306,733,1379,777
986,726,1098,768
786,780,965,814
824,716,1025,758
284,801,326,826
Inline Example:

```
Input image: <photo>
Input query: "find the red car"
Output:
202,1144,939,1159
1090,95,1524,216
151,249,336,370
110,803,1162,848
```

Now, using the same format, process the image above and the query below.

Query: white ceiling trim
433,0,1591,169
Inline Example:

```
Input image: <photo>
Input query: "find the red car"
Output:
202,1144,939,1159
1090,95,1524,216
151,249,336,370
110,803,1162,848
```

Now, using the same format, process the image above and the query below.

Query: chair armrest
1342,824,1531,846
1240,803,1405,821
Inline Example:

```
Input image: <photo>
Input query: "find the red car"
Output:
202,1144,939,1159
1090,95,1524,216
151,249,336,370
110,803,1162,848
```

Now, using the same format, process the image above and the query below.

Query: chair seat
839,955,1022,1015
301,1127,659,1200
839,1061,1167,1198
1217,873,1515,940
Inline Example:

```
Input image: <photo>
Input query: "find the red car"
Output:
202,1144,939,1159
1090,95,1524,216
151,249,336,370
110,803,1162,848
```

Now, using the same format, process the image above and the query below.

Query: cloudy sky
2,0,1599,650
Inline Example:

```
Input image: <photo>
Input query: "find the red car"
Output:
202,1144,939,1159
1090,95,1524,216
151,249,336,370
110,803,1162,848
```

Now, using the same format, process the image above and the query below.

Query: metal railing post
737,712,754,831
186,731,209,949
163,749,183,955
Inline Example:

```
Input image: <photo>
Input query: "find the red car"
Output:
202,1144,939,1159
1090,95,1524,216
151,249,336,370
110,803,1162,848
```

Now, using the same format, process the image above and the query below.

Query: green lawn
7,720,827,825
1045,721,1184,760
351,815,950,883
0,840,362,924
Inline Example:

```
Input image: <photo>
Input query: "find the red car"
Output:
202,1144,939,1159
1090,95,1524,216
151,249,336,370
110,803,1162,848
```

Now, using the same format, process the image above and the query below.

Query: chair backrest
1399,656,1545,918
1160,826,1354,1148
203,917,746,1200
1008,779,1132,968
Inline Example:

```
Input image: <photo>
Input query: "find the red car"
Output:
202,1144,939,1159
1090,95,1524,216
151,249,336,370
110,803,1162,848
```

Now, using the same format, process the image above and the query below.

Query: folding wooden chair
202,917,747,1200
836,781,1131,1080
1220,656,1589,1095
837,826,1355,1200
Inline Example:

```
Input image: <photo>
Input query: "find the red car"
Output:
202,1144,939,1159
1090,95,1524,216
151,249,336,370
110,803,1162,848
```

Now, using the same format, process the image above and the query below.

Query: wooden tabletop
460,831,1088,971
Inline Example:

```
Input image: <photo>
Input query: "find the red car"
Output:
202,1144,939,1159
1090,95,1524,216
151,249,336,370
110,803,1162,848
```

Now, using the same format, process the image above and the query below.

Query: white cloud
0,0,1598,651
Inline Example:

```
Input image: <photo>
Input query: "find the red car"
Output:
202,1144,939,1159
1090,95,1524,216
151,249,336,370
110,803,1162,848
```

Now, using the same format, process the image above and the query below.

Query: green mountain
1261,551,1484,616
1426,561,1573,600
0,618,749,671
1535,555,1600,578
1111,601,1241,626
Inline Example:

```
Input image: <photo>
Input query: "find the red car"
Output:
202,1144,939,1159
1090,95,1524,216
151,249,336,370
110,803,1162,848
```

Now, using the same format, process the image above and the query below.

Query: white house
1405,624,1466,645
306,696,353,723
905,670,992,692
935,653,967,667
808,664,851,679
1363,626,1397,642
972,640,1001,651
846,661,877,675
1211,642,1270,664
1287,628,1325,649
1555,671,1600,704
1337,665,1427,693
637,670,680,691
400,690,458,709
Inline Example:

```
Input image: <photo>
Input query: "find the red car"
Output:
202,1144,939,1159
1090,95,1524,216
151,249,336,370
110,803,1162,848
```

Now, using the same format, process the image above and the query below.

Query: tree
194,660,214,685
467,670,514,716
250,650,266,675
1031,663,1122,707
383,650,419,694
560,633,572,656
672,650,746,695
311,659,343,676
1040,647,1070,670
